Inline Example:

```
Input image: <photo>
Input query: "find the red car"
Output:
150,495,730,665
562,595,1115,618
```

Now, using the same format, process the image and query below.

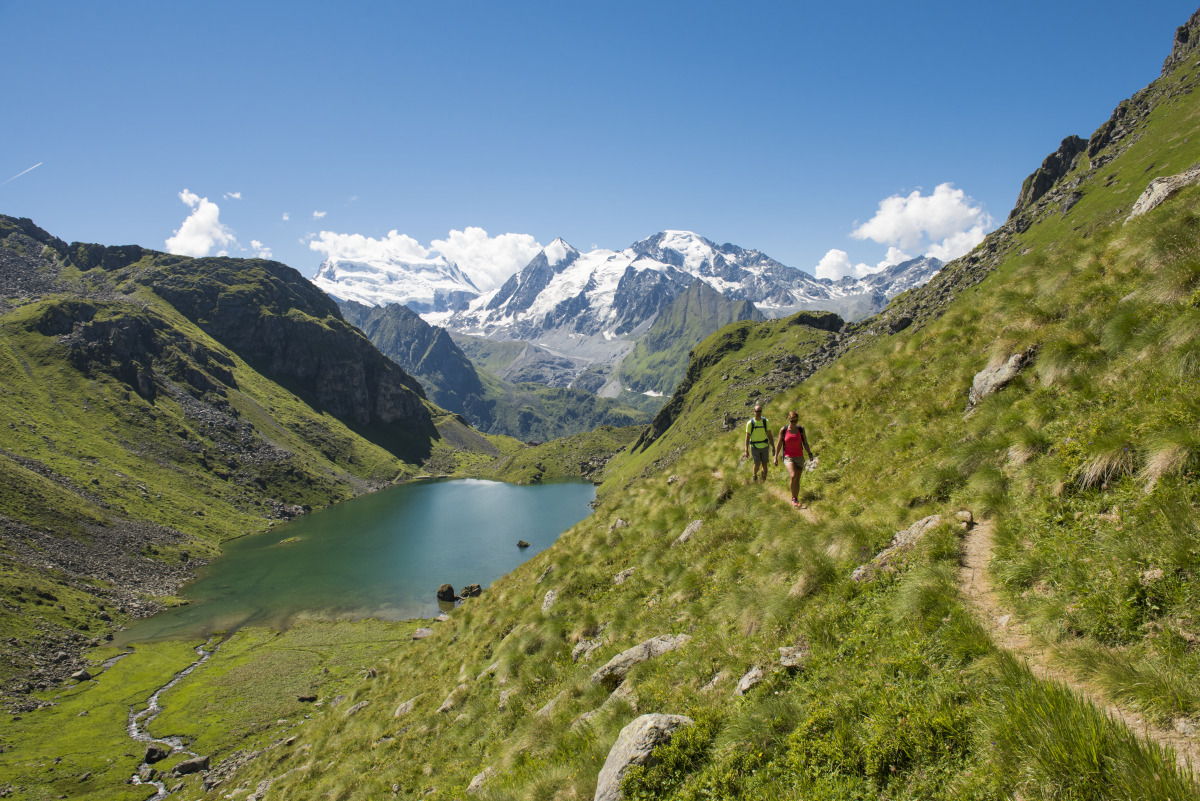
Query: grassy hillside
486,424,644,485
108,16,1200,800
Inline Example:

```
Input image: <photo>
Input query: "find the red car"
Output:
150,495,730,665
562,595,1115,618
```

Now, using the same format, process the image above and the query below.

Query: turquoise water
118,479,595,642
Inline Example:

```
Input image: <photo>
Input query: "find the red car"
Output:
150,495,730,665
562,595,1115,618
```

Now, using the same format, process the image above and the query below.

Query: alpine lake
118,478,597,643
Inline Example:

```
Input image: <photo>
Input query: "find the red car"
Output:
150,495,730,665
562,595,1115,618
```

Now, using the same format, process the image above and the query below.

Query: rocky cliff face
137,258,429,428
339,299,484,419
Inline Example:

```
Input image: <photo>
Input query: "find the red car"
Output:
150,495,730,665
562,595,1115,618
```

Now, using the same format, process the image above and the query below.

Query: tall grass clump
983,653,1197,800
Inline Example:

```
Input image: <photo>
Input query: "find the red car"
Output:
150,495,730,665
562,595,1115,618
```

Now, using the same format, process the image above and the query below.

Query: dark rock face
145,745,169,764
611,265,692,336
138,259,429,429
1162,8,1200,76
436,584,457,602
460,583,482,598
1010,136,1088,218
339,300,484,423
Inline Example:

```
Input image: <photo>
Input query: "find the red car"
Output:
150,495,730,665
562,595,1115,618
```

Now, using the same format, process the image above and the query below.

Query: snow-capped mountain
446,231,941,340
311,230,942,392
312,251,480,314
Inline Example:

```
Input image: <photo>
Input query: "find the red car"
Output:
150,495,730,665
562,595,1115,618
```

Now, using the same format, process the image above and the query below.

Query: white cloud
309,229,434,264
223,191,241,200
165,189,236,257
312,210,327,219
309,226,543,291
878,246,912,269
814,249,873,280
250,239,273,259
430,227,543,291
926,225,989,261
852,182,993,261
282,212,290,221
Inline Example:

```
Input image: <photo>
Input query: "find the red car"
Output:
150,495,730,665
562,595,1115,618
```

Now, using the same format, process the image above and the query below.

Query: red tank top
782,426,805,458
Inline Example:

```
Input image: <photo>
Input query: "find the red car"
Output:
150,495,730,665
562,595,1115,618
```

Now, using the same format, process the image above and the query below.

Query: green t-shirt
746,417,770,447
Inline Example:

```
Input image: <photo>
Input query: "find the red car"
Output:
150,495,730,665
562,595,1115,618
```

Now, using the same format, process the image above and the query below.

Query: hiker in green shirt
744,404,774,482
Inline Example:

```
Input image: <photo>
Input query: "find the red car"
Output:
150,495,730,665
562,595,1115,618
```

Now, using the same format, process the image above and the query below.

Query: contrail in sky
1,162,44,186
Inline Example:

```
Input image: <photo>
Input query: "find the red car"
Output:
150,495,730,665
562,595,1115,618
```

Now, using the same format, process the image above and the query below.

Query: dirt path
960,520,1199,772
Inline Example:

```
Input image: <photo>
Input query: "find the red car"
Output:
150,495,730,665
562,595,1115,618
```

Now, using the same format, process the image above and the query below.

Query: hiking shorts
750,446,770,466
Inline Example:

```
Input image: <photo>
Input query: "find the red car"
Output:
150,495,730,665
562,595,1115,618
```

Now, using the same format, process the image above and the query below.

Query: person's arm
774,428,785,464
744,425,751,457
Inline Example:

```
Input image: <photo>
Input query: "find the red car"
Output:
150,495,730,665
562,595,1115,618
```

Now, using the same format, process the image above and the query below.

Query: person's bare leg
787,460,800,502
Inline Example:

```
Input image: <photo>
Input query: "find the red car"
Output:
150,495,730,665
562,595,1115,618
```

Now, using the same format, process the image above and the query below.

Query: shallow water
118,478,595,643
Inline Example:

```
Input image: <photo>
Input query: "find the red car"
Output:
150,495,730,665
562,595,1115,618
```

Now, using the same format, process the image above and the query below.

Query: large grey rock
594,714,694,801
613,568,635,585
1127,164,1200,221
466,766,495,795
144,744,170,764
967,348,1034,409
394,695,421,717
734,666,764,696
852,515,943,582
590,634,692,689
542,589,558,612
173,755,210,776
437,683,469,714
674,520,703,545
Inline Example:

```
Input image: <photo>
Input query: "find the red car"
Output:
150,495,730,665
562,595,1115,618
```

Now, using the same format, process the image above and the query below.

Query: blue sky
2,1,1196,287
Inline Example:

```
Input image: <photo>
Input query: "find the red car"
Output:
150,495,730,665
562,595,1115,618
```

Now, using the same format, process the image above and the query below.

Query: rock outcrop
594,714,694,801
852,515,944,582
590,634,692,689
967,348,1036,410
1127,164,1200,221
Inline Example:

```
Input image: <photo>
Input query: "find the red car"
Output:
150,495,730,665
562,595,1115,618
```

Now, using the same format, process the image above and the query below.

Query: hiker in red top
774,410,815,507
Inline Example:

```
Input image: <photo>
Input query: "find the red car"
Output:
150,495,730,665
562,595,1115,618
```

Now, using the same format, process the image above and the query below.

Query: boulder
517,540,531,548
735,666,764,696
1127,163,1200,221
437,683,469,714
394,695,421,717
590,634,692,689
852,515,943,582
572,637,604,663
173,755,210,776
460,584,482,598
778,643,809,669
613,568,635,585
466,766,495,795
436,584,457,602
144,744,170,764
674,520,703,546
412,628,433,640
70,669,91,682
700,671,730,693
967,348,1035,410
542,589,558,612
594,714,694,801
344,700,370,717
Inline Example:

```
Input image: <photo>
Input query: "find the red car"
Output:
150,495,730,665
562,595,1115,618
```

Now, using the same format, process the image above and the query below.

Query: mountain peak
543,238,579,267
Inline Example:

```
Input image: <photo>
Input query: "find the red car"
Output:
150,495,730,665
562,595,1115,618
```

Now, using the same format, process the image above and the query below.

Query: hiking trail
960,519,1199,772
